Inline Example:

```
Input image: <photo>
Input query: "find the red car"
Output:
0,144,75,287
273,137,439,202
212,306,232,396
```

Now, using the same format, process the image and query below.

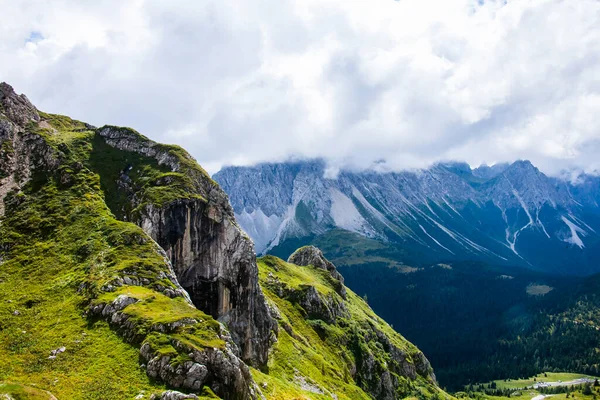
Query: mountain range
215,159,600,276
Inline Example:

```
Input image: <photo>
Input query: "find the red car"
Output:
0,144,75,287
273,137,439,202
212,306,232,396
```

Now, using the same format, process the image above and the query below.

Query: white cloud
1,0,599,176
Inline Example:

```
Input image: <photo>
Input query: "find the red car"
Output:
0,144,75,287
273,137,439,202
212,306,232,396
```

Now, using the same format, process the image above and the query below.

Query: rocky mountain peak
0,82,40,127
503,159,538,175
217,157,600,275
472,162,510,180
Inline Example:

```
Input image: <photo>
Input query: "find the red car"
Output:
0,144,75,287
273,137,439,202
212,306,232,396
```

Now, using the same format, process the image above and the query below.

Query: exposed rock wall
353,328,436,400
288,245,346,298
97,126,274,367
0,83,59,216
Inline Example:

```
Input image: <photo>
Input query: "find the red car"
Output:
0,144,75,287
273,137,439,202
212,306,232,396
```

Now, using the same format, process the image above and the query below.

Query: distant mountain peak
505,159,537,173
215,158,600,275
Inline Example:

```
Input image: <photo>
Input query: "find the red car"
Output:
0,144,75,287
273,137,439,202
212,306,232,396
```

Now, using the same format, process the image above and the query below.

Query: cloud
0,0,599,176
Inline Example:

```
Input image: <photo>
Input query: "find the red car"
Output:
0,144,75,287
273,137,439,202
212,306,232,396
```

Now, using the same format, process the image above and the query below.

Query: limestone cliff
96,126,274,367
0,83,57,216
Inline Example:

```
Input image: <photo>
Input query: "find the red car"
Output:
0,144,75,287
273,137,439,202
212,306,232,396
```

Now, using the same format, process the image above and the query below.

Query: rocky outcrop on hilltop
0,83,59,216
0,82,40,126
288,245,346,298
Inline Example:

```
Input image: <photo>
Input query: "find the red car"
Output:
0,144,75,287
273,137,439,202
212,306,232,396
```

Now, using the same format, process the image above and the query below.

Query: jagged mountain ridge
214,159,600,275
0,83,444,399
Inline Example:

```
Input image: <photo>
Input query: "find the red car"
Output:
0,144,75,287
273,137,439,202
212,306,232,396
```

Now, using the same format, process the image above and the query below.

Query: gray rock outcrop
0,83,59,216
97,126,274,367
288,245,346,298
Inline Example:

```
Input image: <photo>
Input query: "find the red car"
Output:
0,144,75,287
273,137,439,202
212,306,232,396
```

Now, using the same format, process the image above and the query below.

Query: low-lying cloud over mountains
1,0,599,175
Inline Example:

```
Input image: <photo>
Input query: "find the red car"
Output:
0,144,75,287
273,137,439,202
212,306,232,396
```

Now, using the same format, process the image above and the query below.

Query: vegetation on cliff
254,254,445,400
0,110,226,399
0,83,447,399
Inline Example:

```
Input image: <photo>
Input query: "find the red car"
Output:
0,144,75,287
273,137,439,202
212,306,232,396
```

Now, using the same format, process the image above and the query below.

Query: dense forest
337,260,600,391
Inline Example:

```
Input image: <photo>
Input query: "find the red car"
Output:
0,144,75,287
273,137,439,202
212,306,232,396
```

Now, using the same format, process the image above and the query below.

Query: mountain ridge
214,158,600,275
0,82,444,399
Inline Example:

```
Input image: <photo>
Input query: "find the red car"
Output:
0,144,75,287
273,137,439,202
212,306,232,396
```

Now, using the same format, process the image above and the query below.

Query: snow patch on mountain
561,216,587,249
329,188,370,234
419,224,454,254
236,209,284,253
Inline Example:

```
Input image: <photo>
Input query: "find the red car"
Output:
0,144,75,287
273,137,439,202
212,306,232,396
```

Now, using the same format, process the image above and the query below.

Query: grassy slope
0,113,220,399
254,255,447,400
0,383,57,399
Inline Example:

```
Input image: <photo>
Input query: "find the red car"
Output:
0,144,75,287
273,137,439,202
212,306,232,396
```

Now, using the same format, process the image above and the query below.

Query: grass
472,392,600,400
465,375,600,400
1,109,453,399
0,112,226,398
0,382,57,399
256,255,448,400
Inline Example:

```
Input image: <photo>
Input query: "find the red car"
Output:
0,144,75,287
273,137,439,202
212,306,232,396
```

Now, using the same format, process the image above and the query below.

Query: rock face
0,83,59,216
215,159,600,275
97,126,274,367
0,82,40,126
354,328,435,400
288,245,346,298
140,339,255,399
0,83,268,397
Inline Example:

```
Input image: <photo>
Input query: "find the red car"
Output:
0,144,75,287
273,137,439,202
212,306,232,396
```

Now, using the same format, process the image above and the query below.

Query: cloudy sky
1,0,599,176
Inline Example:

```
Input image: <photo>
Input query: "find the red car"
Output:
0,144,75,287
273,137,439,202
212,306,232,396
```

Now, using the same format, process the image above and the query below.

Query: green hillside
253,254,446,400
1,85,448,399
0,112,223,399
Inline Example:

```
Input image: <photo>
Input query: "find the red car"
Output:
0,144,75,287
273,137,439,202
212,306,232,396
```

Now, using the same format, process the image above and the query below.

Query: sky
1,0,599,177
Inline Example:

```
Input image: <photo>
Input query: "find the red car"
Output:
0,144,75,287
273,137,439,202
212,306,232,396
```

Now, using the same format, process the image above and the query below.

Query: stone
150,391,199,400
0,82,40,127
287,246,346,298
97,126,275,367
